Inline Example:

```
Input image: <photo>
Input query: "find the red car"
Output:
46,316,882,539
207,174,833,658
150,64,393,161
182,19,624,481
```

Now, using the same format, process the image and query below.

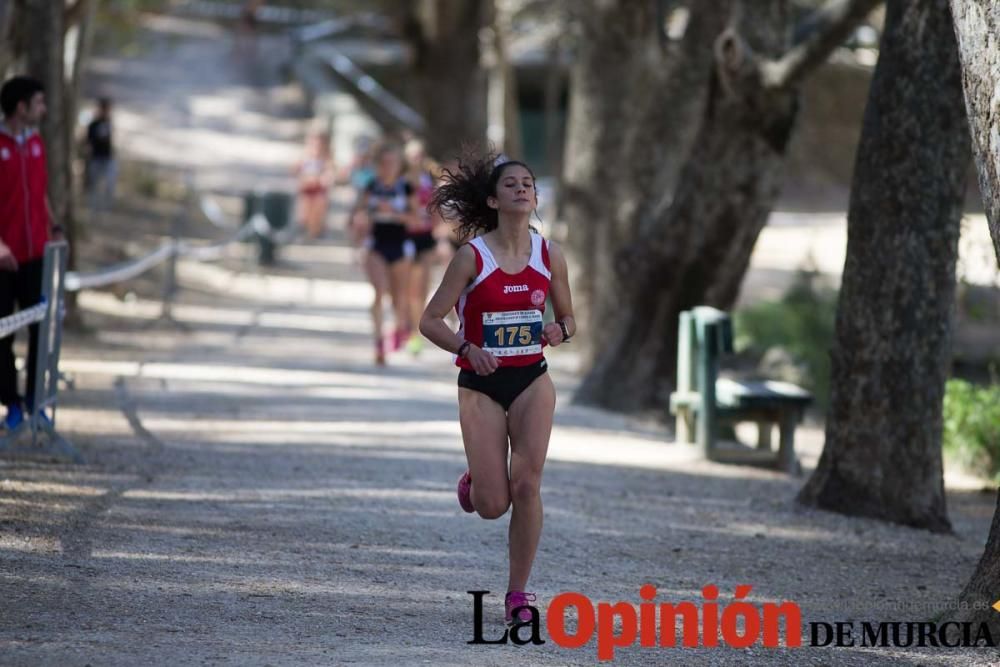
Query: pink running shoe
457,470,474,513
391,327,409,352
505,591,537,625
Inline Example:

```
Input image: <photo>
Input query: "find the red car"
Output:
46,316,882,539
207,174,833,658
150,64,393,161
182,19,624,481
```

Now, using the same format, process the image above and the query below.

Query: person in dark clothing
85,97,116,215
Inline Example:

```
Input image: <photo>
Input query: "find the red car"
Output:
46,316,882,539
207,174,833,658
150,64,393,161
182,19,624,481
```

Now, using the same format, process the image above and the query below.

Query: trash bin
243,191,292,265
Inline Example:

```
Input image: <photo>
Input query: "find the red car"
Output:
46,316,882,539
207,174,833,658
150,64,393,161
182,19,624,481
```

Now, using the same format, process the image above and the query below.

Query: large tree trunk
62,0,96,284
25,0,67,231
0,0,25,77
949,492,1000,636
947,0,1000,634
576,1,800,410
484,0,522,160
797,0,969,532
574,0,881,410
543,39,564,184
0,0,14,76
401,0,489,160
561,0,662,356
617,3,730,240
949,0,1000,260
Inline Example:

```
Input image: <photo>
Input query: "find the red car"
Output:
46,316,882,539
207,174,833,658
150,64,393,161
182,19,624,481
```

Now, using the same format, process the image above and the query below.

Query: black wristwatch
457,341,471,358
557,320,571,342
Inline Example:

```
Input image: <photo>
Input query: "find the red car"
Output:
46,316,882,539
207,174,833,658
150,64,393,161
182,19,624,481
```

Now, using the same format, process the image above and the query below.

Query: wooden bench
669,306,812,473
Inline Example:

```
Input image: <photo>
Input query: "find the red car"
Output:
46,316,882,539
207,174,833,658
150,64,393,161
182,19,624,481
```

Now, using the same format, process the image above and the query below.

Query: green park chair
669,306,812,473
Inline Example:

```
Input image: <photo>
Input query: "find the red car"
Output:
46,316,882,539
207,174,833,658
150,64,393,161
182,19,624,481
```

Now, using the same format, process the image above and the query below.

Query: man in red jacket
0,76,63,430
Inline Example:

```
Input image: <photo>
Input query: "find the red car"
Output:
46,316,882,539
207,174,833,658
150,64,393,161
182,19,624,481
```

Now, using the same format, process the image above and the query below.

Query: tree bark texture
63,0,97,279
949,0,1000,261
401,0,489,160
25,0,67,230
948,0,1000,635
543,38,564,183
575,0,800,410
488,0,522,160
0,0,24,77
574,0,884,411
797,0,970,532
948,491,1000,635
617,3,731,241
560,0,660,355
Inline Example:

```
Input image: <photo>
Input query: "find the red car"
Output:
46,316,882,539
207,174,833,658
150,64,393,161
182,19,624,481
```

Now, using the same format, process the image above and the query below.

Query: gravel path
1,12,998,667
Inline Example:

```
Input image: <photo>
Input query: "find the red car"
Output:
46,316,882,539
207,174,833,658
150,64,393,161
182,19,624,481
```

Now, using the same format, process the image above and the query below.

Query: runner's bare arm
421,246,500,374
543,241,575,345
420,245,476,353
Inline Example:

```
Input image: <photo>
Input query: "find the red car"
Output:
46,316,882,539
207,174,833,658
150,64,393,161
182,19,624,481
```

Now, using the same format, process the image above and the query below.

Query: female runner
419,152,576,624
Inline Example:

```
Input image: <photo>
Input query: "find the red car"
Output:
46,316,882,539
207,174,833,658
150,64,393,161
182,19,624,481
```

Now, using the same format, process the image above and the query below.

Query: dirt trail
1,13,998,667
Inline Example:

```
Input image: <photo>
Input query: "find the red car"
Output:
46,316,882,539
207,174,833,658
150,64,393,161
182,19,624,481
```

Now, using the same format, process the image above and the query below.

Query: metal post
151,181,189,331
696,319,719,462
29,242,82,462
162,212,179,321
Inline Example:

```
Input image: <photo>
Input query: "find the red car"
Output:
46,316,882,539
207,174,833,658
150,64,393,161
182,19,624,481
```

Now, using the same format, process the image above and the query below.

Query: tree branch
761,0,883,89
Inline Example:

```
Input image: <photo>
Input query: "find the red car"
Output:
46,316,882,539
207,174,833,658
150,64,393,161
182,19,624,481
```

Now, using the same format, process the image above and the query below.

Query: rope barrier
0,187,269,462
63,195,277,292
64,243,176,292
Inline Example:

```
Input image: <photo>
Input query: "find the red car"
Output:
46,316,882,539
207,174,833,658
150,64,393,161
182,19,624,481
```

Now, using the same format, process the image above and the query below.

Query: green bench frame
669,306,812,473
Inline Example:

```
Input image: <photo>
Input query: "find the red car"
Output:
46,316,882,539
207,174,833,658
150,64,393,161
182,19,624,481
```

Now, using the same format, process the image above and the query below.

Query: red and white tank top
456,233,551,369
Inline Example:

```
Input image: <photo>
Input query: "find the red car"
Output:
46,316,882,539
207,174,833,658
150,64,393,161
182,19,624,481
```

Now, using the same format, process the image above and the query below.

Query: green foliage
943,379,1000,482
733,269,837,411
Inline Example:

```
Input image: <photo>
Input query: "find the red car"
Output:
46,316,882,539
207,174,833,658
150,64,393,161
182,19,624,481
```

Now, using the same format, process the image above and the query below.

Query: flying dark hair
428,149,536,242
1,76,44,118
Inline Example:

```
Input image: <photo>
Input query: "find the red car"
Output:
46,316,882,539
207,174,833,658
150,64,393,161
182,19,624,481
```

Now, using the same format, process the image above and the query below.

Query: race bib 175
482,310,543,357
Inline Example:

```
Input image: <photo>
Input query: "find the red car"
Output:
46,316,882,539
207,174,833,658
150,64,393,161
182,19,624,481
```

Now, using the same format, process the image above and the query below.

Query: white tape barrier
0,300,47,339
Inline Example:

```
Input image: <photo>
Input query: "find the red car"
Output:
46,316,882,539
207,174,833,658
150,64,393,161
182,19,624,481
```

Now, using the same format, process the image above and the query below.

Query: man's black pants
0,259,44,408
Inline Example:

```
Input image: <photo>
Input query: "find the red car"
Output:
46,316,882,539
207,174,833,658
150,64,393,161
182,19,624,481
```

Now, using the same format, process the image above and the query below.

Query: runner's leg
364,251,390,362
459,388,511,519
505,372,555,592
